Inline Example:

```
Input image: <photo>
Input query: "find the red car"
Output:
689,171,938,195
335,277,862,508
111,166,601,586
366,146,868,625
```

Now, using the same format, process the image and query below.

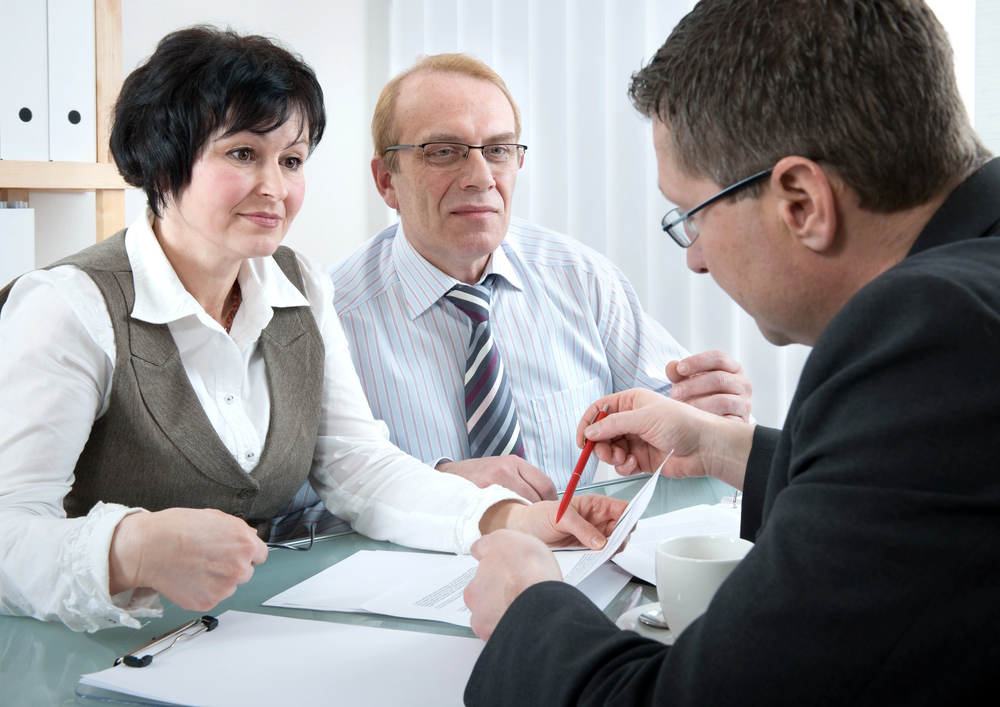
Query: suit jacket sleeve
740,425,778,541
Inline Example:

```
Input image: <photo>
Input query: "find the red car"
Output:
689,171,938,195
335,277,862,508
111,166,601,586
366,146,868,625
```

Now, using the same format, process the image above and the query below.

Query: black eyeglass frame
661,167,773,248
265,522,316,551
385,142,528,170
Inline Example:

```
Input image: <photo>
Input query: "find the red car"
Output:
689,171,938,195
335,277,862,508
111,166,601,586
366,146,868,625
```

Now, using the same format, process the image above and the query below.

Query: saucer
615,602,675,644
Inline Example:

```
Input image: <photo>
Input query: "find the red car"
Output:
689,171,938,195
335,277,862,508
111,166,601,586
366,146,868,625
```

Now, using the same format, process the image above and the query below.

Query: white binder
0,206,36,288
47,0,97,162
0,0,50,161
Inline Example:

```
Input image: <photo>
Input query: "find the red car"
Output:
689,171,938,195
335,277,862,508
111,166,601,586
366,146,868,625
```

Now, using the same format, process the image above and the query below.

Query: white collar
391,220,524,320
126,211,309,338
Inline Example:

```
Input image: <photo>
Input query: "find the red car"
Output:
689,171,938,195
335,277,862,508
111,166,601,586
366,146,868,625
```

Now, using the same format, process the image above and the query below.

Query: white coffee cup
655,535,754,636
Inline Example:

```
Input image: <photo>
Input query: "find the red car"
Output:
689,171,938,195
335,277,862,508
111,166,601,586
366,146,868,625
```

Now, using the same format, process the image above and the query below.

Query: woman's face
161,116,309,266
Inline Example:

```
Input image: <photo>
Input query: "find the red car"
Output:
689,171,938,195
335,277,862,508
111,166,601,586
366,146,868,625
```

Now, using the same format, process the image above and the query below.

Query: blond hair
372,53,521,173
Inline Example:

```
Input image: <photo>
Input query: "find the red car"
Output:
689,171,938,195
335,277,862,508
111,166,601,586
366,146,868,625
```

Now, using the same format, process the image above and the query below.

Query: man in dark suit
462,0,1000,703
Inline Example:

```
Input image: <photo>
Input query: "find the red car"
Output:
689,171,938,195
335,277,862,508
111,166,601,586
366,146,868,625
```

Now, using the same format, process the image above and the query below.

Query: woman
0,27,623,632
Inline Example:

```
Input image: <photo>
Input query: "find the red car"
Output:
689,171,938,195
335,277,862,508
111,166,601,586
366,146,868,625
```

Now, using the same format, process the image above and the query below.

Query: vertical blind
387,0,812,428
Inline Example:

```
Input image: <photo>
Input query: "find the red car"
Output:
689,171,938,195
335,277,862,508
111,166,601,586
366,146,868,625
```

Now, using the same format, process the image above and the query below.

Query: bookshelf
0,0,129,242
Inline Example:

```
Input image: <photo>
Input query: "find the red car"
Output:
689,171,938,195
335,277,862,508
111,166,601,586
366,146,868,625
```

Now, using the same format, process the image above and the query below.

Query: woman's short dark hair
111,26,326,217
629,0,990,213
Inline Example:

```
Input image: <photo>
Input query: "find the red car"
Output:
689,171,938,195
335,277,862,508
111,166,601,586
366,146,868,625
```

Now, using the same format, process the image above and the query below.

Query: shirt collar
126,210,309,331
391,220,524,320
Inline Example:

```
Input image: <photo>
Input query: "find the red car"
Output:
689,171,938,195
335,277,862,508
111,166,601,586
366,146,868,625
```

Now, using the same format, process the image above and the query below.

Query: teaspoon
638,608,670,630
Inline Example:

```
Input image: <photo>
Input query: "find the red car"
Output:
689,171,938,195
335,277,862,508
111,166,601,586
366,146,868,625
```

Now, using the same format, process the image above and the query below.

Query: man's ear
772,156,837,253
371,157,400,210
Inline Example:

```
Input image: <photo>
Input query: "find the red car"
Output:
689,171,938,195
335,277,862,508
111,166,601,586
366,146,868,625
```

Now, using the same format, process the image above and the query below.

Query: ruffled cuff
454,486,528,554
62,502,163,633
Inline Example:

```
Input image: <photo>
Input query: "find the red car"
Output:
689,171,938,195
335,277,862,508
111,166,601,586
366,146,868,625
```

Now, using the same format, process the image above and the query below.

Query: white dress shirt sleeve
595,263,688,394
297,254,524,555
0,268,161,631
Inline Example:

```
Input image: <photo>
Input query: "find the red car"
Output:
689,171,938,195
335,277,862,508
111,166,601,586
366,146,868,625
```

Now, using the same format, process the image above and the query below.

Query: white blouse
0,214,521,632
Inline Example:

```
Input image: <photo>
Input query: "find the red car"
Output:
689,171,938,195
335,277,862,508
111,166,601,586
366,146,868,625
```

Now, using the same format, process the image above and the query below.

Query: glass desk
0,474,733,705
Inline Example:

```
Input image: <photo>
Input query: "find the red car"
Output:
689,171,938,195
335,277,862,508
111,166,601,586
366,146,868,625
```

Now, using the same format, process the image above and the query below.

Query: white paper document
265,468,662,627
79,610,483,707
264,550,459,612
612,503,741,584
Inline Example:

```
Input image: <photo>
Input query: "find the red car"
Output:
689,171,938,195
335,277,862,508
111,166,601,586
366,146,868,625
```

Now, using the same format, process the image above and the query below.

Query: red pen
555,404,610,522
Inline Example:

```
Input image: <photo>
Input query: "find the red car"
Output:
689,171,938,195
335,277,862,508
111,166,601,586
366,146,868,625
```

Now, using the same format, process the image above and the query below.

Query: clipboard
77,610,484,707
113,616,218,668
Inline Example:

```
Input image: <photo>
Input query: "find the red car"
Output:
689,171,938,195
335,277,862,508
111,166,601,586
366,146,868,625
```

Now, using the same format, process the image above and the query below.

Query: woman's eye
283,156,303,170
230,147,253,162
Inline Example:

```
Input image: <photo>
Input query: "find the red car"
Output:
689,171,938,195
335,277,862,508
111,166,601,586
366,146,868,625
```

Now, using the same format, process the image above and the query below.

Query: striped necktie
445,275,525,458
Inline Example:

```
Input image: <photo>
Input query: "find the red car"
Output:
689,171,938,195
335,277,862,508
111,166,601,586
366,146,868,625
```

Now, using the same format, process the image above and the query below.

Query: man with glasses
326,53,753,503
463,0,999,703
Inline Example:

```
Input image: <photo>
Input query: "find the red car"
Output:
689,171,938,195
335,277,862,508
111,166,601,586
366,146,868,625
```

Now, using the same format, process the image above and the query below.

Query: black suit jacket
465,159,1000,706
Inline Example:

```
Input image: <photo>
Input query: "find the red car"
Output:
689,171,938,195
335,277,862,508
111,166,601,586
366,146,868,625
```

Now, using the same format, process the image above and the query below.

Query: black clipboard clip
113,615,219,668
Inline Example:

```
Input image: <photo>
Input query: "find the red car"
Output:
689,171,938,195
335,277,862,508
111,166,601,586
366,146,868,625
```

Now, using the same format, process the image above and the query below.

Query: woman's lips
242,212,281,228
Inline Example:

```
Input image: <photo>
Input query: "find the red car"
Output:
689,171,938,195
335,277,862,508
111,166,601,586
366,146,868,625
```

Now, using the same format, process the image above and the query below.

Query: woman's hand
479,494,628,550
109,508,268,611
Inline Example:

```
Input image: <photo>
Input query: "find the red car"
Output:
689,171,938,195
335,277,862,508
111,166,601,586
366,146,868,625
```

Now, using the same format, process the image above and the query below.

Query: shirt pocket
529,376,605,491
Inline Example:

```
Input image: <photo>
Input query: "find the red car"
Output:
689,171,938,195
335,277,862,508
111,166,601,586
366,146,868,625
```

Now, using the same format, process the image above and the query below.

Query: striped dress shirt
330,219,688,491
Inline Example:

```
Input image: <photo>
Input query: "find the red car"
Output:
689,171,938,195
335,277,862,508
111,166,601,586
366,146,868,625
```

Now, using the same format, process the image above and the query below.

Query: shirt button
246,451,256,460
233,512,246,519
239,489,255,499
225,395,235,404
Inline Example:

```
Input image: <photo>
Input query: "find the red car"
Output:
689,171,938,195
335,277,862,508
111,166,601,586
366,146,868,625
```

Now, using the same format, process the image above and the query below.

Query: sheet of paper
571,560,633,609
79,610,482,707
266,469,661,627
360,468,661,625
612,503,741,584
263,550,457,612
560,463,663,585
356,554,632,627
360,555,478,625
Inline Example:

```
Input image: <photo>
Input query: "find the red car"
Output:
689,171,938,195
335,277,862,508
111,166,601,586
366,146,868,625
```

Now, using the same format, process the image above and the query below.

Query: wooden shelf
0,160,129,190
3,0,125,241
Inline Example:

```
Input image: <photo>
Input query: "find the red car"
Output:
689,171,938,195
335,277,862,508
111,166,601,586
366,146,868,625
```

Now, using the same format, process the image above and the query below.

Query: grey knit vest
0,231,324,537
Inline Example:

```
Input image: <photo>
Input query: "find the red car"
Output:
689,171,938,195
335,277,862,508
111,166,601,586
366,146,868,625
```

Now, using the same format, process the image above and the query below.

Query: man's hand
437,456,558,502
667,350,753,422
109,508,269,611
576,388,754,489
465,530,562,641
479,494,628,550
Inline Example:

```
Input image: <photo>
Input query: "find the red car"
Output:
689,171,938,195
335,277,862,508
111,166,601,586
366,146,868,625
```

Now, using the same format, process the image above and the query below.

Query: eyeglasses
265,523,315,551
385,142,527,171
661,168,773,247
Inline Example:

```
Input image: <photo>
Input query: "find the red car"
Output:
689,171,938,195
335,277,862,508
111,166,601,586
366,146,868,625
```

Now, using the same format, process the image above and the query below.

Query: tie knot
445,276,495,322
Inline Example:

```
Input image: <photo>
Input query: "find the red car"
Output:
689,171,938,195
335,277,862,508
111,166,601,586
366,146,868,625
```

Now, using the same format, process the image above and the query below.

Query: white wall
975,0,1000,154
